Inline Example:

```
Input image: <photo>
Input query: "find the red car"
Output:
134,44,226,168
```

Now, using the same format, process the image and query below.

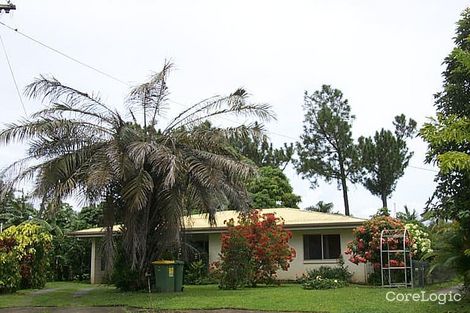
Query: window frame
303,233,341,261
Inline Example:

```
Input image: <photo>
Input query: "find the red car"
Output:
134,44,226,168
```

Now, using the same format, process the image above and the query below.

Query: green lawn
0,282,468,313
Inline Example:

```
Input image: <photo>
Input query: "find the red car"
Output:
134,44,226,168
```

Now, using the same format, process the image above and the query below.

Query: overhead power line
408,165,439,173
0,31,26,115
0,20,130,87
0,22,441,175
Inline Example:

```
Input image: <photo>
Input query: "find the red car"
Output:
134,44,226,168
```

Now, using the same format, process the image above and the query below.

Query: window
303,234,341,260
323,234,341,259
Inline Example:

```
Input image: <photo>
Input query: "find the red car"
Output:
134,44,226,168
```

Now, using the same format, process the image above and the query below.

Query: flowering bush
345,215,405,269
302,276,346,290
214,210,296,289
345,216,434,285
405,223,433,259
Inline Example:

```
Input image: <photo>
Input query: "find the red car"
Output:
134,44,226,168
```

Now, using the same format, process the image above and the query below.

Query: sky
0,0,468,219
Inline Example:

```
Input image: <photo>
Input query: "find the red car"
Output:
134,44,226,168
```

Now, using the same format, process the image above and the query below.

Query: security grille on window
303,234,341,260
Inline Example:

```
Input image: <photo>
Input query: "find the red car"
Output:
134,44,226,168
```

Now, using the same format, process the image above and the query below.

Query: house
68,208,367,284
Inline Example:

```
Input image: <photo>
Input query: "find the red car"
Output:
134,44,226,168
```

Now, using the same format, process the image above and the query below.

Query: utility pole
0,1,16,13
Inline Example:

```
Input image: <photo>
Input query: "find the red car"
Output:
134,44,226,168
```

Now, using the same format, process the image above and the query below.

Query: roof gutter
183,222,362,234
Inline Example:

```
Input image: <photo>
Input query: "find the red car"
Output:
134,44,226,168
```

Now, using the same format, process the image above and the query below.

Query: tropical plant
0,62,274,289
426,222,470,289
76,204,104,228
45,203,94,282
304,201,334,213
419,8,470,290
0,222,52,290
214,210,295,289
357,115,417,208
184,259,212,285
295,85,360,216
396,205,420,223
0,188,37,229
247,166,301,208
0,236,20,293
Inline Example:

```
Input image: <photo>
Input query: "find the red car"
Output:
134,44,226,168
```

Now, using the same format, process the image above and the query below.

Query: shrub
427,222,470,290
0,222,52,290
111,248,143,291
302,276,347,290
405,223,433,260
344,215,412,285
215,210,295,289
367,271,382,285
300,257,352,283
0,237,21,293
345,215,405,268
184,260,215,285
216,227,253,289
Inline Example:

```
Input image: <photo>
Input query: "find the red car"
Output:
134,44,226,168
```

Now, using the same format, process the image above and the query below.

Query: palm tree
305,201,334,213
0,62,274,287
396,205,419,223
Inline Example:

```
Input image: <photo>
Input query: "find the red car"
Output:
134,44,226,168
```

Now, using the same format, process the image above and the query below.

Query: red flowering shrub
214,210,296,289
345,215,411,272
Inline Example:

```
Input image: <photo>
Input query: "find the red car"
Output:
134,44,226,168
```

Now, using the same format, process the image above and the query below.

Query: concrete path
30,289,59,296
435,284,464,295
72,288,96,298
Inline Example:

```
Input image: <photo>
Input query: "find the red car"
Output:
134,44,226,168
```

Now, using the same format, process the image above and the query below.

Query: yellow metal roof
68,208,365,237
68,224,123,237
183,208,365,232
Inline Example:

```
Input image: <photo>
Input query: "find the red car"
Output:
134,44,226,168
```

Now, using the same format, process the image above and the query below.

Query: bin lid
152,260,184,265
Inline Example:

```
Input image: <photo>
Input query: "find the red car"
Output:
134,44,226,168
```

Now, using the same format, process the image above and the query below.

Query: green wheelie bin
173,260,184,292
152,260,184,292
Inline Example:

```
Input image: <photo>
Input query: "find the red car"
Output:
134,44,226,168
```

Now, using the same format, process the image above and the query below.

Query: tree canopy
247,166,301,209
0,62,274,289
420,8,470,224
228,125,294,170
295,85,359,216
304,201,334,213
420,8,470,289
358,114,416,208
0,187,36,229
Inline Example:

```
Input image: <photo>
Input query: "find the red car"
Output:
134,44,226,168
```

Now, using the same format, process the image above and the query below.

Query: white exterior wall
206,228,367,283
285,229,366,283
208,233,222,263
90,238,107,284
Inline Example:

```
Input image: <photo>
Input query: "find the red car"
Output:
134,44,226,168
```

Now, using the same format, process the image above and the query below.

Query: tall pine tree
358,115,416,208
295,85,360,216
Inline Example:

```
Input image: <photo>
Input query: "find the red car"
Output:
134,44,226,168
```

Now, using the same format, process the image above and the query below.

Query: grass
0,281,468,313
